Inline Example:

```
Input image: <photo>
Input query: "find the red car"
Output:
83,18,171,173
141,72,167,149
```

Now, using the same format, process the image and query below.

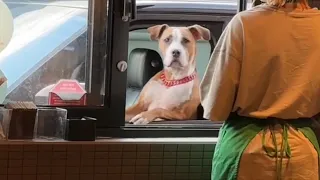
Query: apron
211,114,320,180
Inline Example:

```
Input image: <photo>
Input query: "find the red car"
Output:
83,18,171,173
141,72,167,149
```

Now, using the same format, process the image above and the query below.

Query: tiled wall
0,143,215,180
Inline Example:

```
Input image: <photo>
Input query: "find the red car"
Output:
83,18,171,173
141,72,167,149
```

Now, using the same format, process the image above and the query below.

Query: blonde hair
260,0,310,8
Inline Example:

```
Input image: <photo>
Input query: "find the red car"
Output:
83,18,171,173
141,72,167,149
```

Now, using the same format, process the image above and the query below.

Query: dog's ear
187,25,211,41
147,24,169,41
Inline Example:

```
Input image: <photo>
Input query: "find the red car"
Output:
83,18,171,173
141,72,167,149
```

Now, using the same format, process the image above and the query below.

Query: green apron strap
261,123,291,180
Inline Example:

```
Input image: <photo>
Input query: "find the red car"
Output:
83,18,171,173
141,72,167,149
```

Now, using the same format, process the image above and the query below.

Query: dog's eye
182,38,190,44
164,37,170,43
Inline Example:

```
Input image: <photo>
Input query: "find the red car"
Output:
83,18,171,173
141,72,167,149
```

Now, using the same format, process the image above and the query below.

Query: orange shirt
201,4,320,120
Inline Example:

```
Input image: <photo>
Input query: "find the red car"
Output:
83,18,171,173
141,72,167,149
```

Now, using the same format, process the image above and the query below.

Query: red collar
160,71,197,87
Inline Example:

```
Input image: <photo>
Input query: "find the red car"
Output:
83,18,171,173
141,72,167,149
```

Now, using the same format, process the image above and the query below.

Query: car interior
125,28,212,123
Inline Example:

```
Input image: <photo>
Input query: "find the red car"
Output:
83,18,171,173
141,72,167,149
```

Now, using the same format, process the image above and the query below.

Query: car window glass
0,0,104,106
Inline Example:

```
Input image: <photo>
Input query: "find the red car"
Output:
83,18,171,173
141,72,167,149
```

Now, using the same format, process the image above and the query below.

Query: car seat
126,48,163,108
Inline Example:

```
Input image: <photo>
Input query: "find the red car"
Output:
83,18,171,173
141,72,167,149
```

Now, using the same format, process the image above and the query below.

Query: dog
125,24,211,125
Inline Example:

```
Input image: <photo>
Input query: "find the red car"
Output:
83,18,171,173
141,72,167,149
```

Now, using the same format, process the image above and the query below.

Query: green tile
122,159,136,166
201,172,211,180
94,144,108,152
134,174,148,179
122,144,137,152
94,159,108,166
149,173,162,180
121,174,135,180
163,159,176,166
121,166,135,174
162,166,175,173
37,145,52,152
149,152,163,159
177,159,189,166
108,145,123,152
164,145,177,152
204,144,215,152
189,159,202,166
122,152,136,159
94,166,107,174
189,166,202,173
190,144,204,152
149,159,163,166
108,152,122,159
203,152,213,159
67,144,81,152
202,166,212,173
149,166,162,173
177,152,190,159
107,166,121,174
176,166,189,173
163,152,176,159
175,172,189,180
135,159,149,166
150,145,164,152
135,166,148,174
202,159,212,166
177,144,191,152
137,152,149,159
107,174,121,179
162,173,175,180
137,145,151,152
188,173,202,180
94,152,108,159
108,159,121,166
190,152,204,159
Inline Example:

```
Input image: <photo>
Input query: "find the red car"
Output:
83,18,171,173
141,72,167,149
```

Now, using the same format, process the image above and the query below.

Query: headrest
127,48,163,88
0,1,14,52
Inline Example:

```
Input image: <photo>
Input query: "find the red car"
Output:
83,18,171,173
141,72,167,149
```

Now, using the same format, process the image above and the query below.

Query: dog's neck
163,64,196,80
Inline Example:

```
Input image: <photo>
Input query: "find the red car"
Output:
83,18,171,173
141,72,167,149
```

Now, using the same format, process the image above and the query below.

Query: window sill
0,137,218,144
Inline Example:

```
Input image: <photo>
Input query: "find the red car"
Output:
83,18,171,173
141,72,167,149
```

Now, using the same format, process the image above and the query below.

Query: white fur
163,28,189,68
145,80,194,110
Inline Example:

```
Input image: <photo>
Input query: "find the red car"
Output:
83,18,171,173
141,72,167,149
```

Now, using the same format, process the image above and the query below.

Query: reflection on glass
0,0,99,106
125,26,212,126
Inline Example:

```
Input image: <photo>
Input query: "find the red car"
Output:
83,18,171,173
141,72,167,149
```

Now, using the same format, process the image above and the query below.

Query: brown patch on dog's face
148,24,211,71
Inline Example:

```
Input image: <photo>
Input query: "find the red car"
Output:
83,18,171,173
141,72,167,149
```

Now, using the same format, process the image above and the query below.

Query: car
0,0,243,103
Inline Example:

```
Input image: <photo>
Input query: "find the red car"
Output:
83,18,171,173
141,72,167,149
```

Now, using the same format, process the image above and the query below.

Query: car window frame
100,10,234,137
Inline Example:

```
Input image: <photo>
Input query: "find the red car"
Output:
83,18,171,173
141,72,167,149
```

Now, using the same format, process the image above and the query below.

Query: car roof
137,0,238,10
5,0,242,13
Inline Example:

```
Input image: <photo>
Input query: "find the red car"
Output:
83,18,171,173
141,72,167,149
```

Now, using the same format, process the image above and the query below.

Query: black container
64,117,96,141
9,109,37,139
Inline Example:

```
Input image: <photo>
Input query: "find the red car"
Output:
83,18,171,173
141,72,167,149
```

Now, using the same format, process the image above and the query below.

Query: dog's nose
172,50,180,58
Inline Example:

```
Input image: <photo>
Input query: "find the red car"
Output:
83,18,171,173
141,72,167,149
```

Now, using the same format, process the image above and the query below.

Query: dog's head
147,24,210,70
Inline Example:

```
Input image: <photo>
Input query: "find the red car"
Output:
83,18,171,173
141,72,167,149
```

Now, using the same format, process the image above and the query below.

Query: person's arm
200,15,244,121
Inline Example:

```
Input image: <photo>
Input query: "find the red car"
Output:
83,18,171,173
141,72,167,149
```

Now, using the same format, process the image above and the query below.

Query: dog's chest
145,80,194,110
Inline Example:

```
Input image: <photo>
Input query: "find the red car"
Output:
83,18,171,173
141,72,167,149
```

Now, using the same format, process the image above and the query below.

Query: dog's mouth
168,59,182,67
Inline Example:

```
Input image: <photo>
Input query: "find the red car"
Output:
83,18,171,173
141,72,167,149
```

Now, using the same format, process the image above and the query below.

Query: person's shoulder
236,4,272,20
228,4,276,28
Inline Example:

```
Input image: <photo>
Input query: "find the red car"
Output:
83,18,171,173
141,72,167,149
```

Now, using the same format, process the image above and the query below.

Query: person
200,0,320,179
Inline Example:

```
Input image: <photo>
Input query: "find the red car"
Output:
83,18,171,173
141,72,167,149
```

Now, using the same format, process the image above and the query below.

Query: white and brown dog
125,24,210,125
